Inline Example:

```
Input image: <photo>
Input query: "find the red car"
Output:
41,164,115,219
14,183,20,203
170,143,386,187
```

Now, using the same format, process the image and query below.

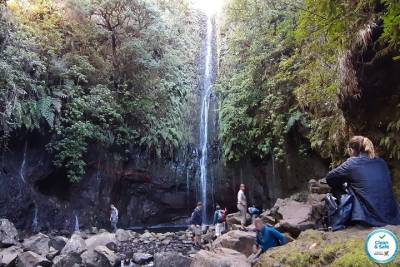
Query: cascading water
74,215,80,232
19,141,28,183
32,204,39,233
186,168,190,211
199,16,214,222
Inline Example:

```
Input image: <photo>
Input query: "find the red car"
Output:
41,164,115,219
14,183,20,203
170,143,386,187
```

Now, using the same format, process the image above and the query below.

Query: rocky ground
1,179,399,266
0,220,204,267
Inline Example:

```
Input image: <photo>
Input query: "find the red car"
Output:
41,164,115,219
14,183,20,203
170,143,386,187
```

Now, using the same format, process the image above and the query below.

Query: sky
190,0,226,16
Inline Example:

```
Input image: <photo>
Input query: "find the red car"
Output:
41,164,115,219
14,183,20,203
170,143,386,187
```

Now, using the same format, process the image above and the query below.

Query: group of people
188,183,288,263
107,136,400,264
188,181,284,254
187,136,400,263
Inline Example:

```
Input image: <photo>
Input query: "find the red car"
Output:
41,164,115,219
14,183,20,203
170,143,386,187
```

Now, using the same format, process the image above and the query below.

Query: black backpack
323,187,354,231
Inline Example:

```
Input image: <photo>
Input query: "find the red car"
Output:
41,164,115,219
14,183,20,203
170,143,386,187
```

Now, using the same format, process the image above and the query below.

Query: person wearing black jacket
190,202,203,248
326,136,400,227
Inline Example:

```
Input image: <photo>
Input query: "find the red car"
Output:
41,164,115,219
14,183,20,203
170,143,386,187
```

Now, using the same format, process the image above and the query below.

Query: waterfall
96,159,101,180
269,153,280,200
32,204,39,233
199,16,214,222
74,215,80,232
19,141,28,183
186,168,190,211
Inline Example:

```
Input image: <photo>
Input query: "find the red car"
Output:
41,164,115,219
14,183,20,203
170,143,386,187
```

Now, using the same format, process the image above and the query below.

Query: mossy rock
256,226,400,267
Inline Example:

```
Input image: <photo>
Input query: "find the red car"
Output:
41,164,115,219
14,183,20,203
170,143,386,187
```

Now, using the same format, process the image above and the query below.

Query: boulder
308,179,331,194
115,229,132,242
0,245,23,266
259,211,276,226
52,253,82,267
85,233,116,251
81,250,110,267
156,233,166,241
307,193,327,228
50,236,68,251
161,239,171,245
16,251,51,267
98,229,109,234
191,248,250,267
153,252,192,267
46,246,59,260
94,245,120,266
212,230,256,257
140,231,153,240
22,233,50,256
133,252,153,264
0,219,18,248
230,224,246,231
61,234,87,255
226,212,251,229
272,199,314,237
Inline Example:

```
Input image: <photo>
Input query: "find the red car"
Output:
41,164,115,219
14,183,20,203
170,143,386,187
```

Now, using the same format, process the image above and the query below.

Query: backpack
323,187,353,231
217,210,226,223
189,208,201,225
187,212,194,224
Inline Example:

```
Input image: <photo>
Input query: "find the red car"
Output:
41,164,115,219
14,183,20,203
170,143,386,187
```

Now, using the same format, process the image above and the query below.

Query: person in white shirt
110,204,119,233
237,183,247,228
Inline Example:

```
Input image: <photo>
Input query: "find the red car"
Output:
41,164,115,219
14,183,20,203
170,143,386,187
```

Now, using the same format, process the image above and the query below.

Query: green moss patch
257,229,400,267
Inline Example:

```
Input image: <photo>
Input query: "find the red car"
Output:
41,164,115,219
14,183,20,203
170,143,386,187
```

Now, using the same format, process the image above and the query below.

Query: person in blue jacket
248,218,286,264
190,202,203,248
248,205,260,224
326,136,400,227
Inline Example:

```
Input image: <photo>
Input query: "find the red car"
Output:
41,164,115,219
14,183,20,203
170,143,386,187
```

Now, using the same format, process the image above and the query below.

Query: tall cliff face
338,22,400,198
0,131,204,231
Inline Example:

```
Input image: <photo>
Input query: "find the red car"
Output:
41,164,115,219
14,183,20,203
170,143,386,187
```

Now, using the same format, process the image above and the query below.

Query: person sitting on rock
326,136,400,227
213,204,227,237
248,204,260,224
190,202,203,249
248,218,287,264
110,204,119,233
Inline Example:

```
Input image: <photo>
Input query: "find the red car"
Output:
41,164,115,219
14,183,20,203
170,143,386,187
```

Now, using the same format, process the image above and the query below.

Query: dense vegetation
216,0,400,172
2,0,400,189
0,0,203,182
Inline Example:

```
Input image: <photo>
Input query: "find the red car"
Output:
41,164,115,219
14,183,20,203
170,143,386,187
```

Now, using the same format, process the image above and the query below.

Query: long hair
348,136,376,159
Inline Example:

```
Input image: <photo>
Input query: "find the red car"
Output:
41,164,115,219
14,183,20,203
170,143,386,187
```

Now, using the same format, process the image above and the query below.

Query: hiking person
110,204,118,233
190,202,203,248
213,204,227,237
237,183,247,229
248,205,260,224
248,218,287,265
326,136,400,227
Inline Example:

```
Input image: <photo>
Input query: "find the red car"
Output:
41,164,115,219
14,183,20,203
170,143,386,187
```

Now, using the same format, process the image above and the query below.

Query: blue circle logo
365,229,399,264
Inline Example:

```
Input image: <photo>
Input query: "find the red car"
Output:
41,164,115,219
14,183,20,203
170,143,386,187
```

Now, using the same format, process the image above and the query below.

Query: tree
2,0,203,182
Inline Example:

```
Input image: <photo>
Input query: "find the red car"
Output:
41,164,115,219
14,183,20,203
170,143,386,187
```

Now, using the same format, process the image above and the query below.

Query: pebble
161,240,170,245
